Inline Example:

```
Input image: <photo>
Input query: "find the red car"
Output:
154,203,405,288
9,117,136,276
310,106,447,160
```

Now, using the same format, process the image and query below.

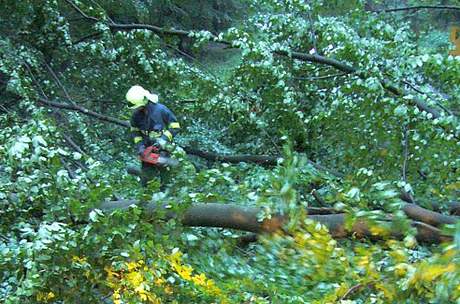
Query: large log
125,165,458,228
96,201,453,243
402,203,459,226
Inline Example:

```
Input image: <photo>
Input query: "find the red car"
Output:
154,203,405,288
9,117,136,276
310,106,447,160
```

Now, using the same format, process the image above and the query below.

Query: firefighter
126,85,180,187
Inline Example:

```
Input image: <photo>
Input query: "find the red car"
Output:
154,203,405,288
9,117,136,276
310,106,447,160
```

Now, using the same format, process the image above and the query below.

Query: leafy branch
64,0,456,132
37,98,130,127
374,5,460,13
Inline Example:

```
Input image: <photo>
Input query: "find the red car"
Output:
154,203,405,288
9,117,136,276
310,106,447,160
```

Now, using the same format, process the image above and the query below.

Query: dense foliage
1,0,459,303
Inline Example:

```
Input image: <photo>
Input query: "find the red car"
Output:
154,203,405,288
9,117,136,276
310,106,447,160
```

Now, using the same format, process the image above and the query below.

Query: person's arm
159,108,180,143
130,115,147,155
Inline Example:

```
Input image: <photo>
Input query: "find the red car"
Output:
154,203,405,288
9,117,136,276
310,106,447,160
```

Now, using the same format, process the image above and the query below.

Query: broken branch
374,5,460,13
37,98,129,127
65,0,454,124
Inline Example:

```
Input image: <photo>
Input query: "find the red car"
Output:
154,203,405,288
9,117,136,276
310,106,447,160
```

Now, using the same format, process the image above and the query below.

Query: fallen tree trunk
184,148,344,177
402,203,459,226
97,201,453,243
183,147,279,165
125,165,458,227
399,194,460,224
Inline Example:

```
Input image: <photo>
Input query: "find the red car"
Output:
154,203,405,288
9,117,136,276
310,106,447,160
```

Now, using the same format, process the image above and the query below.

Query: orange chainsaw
139,146,178,167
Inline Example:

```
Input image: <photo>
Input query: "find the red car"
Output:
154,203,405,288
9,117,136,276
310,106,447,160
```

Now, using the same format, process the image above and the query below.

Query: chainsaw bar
139,146,179,167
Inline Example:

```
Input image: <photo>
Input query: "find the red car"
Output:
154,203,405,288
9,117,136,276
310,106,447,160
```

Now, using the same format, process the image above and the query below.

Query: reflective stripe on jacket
130,102,180,151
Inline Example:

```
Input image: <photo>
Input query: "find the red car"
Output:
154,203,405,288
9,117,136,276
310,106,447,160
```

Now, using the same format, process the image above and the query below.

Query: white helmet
126,85,158,109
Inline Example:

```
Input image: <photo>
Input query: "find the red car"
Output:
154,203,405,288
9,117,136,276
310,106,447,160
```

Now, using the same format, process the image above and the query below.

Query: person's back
125,85,180,187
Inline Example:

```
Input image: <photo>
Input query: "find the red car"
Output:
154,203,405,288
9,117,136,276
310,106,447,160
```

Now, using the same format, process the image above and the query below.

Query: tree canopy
1,0,459,303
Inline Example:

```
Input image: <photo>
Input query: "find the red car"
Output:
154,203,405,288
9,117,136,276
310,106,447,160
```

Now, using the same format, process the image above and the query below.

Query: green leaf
394,104,408,117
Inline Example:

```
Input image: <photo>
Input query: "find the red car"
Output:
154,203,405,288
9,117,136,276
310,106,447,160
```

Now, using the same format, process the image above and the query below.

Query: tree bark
183,147,280,165
450,202,460,215
402,203,459,226
184,147,343,176
96,201,454,243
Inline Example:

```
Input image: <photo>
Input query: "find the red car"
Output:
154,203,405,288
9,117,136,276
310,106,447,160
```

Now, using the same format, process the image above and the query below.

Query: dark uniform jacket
130,102,180,154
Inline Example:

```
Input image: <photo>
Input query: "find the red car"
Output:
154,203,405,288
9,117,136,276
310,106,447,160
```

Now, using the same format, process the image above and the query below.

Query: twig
340,282,375,301
0,103,12,114
375,5,460,13
64,0,99,21
65,0,199,39
23,62,49,99
417,169,427,180
72,159,88,171
44,62,75,105
306,8,318,54
60,157,77,179
36,98,129,127
101,292,113,302
48,107,90,169
275,50,356,74
261,127,282,155
62,133,86,155
402,80,453,116
311,189,327,206
402,124,409,182
88,0,115,23
293,72,348,81
73,32,102,45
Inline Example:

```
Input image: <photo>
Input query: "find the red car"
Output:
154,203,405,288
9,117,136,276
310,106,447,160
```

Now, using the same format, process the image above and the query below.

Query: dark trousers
141,162,171,190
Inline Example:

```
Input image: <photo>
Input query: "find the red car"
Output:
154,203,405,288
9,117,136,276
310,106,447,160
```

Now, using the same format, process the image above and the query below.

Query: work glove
155,137,168,149
137,144,146,156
